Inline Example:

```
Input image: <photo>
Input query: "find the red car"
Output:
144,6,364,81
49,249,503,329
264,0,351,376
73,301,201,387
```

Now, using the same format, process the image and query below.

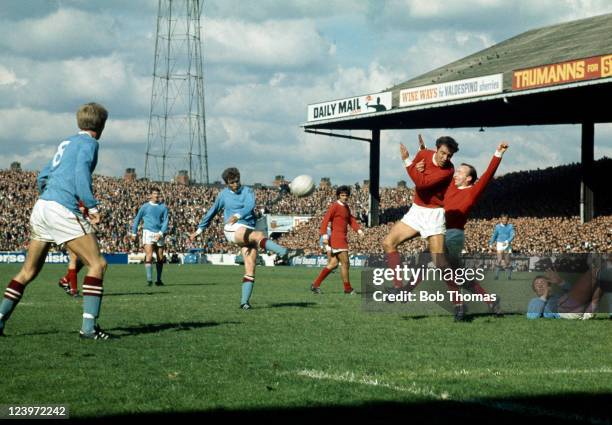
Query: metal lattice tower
145,0,209,184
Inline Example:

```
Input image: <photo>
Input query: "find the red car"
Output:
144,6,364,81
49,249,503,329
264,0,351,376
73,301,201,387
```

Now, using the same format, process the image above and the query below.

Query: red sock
343,282,353,292
385,251,403,288
68,268,78,294
4,280,25,301
445,280,463,305
258,238,267,250
82,276,104,297
467,281,492,305
313,268,332,288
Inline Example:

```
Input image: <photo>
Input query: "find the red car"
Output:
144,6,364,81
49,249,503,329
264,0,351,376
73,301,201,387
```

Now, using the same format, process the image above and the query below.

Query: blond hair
77,103,108,133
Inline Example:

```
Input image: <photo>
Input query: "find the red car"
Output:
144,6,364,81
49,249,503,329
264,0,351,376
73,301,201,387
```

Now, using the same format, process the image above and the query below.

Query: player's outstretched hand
399,143,410,160
418,134,426,150
497,142,509,154
415,159,425,172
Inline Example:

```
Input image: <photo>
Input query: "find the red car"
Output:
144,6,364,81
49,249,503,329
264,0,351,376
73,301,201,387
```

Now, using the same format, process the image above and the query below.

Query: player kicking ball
190,167,289,309
311,186,364,294
0,103,113,340
131,187,169,286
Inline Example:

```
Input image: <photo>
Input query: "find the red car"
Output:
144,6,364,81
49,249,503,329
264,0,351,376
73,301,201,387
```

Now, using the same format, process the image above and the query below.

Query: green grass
0,264,611,422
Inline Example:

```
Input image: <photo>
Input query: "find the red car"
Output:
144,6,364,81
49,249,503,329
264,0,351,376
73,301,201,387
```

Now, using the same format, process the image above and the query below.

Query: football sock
259,238,287,257
0,280,25,329
466,281,492,305
241,275,255,305
145,262,153,282
313,268,332,288
385,251,403,288
156,261,164,282
82,276,103,334
68,268,78,294
343,281,353,292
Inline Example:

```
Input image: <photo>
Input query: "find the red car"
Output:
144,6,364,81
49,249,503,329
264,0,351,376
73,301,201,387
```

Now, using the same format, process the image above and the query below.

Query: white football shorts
401,204,446,239
496,242,512,253
143,229,165,247
223,222,254,244
29,199,94,245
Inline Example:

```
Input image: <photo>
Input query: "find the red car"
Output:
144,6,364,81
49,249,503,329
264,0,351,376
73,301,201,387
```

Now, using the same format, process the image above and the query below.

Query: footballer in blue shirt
0,103,113,340
489,214,515,280
190,167,288,309
131,187,169,286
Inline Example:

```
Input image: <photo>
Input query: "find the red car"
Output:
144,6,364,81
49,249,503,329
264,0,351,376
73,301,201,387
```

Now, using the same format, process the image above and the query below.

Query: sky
1,0,612,187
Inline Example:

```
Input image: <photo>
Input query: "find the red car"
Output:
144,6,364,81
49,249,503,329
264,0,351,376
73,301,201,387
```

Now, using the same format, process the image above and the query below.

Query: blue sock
261,238,287,256
145,263,153,282
495,266,502,279
156,262,163,282
1,280,25,330
82,276,103,334
241,275,255,305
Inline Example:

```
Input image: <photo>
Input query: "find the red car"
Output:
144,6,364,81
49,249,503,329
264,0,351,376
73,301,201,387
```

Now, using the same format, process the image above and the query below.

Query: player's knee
382,237,396,252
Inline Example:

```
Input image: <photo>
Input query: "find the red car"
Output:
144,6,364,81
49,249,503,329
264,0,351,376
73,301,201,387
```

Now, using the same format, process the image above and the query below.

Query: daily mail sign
307,91,392,122
399,74,503,107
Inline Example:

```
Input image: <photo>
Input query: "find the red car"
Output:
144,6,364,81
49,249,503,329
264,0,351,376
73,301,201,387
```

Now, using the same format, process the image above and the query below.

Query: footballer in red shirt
382,136,458,287
311,186,364,294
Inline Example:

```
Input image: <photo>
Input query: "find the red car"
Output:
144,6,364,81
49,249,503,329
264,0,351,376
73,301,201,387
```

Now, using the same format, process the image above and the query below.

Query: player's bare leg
13,240,51,286
337,251,354,294
240,246,257,309
64,233,110,338
311,254,338,293
0,240,51,335
154,244,165,286
143,243,155,285
383,221,419,288
234,227,288,259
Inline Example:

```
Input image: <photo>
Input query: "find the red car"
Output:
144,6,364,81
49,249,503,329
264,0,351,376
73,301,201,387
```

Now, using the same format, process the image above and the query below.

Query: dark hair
336,185,351,197
150,186,160,193
531,275,551,292
222,167,240,184
501,213,509,219
435,136,459,153
461,163,477,183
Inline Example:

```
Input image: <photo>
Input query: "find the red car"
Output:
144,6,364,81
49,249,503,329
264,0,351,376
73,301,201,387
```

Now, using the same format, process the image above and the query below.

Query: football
289,174,315,197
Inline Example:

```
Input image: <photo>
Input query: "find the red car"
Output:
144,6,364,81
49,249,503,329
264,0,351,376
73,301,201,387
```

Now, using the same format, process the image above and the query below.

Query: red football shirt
319,201,360,250
444,155,501,230
407,149,454,208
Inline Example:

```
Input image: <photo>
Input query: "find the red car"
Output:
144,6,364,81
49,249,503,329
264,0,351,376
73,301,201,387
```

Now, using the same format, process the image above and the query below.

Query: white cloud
0,8,119,59
0,65,27,87
205,18,332,68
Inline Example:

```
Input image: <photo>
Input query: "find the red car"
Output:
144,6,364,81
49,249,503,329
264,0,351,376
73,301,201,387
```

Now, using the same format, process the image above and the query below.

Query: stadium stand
0,157,610,254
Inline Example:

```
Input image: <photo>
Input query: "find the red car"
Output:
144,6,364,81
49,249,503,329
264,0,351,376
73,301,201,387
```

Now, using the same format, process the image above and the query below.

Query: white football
289,175,315,197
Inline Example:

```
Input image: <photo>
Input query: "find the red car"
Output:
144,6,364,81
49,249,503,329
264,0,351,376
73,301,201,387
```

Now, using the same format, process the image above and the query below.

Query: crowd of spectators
0,157,610,255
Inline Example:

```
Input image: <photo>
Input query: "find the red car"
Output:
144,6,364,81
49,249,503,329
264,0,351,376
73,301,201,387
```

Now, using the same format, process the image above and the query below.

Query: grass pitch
0,264,611,423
